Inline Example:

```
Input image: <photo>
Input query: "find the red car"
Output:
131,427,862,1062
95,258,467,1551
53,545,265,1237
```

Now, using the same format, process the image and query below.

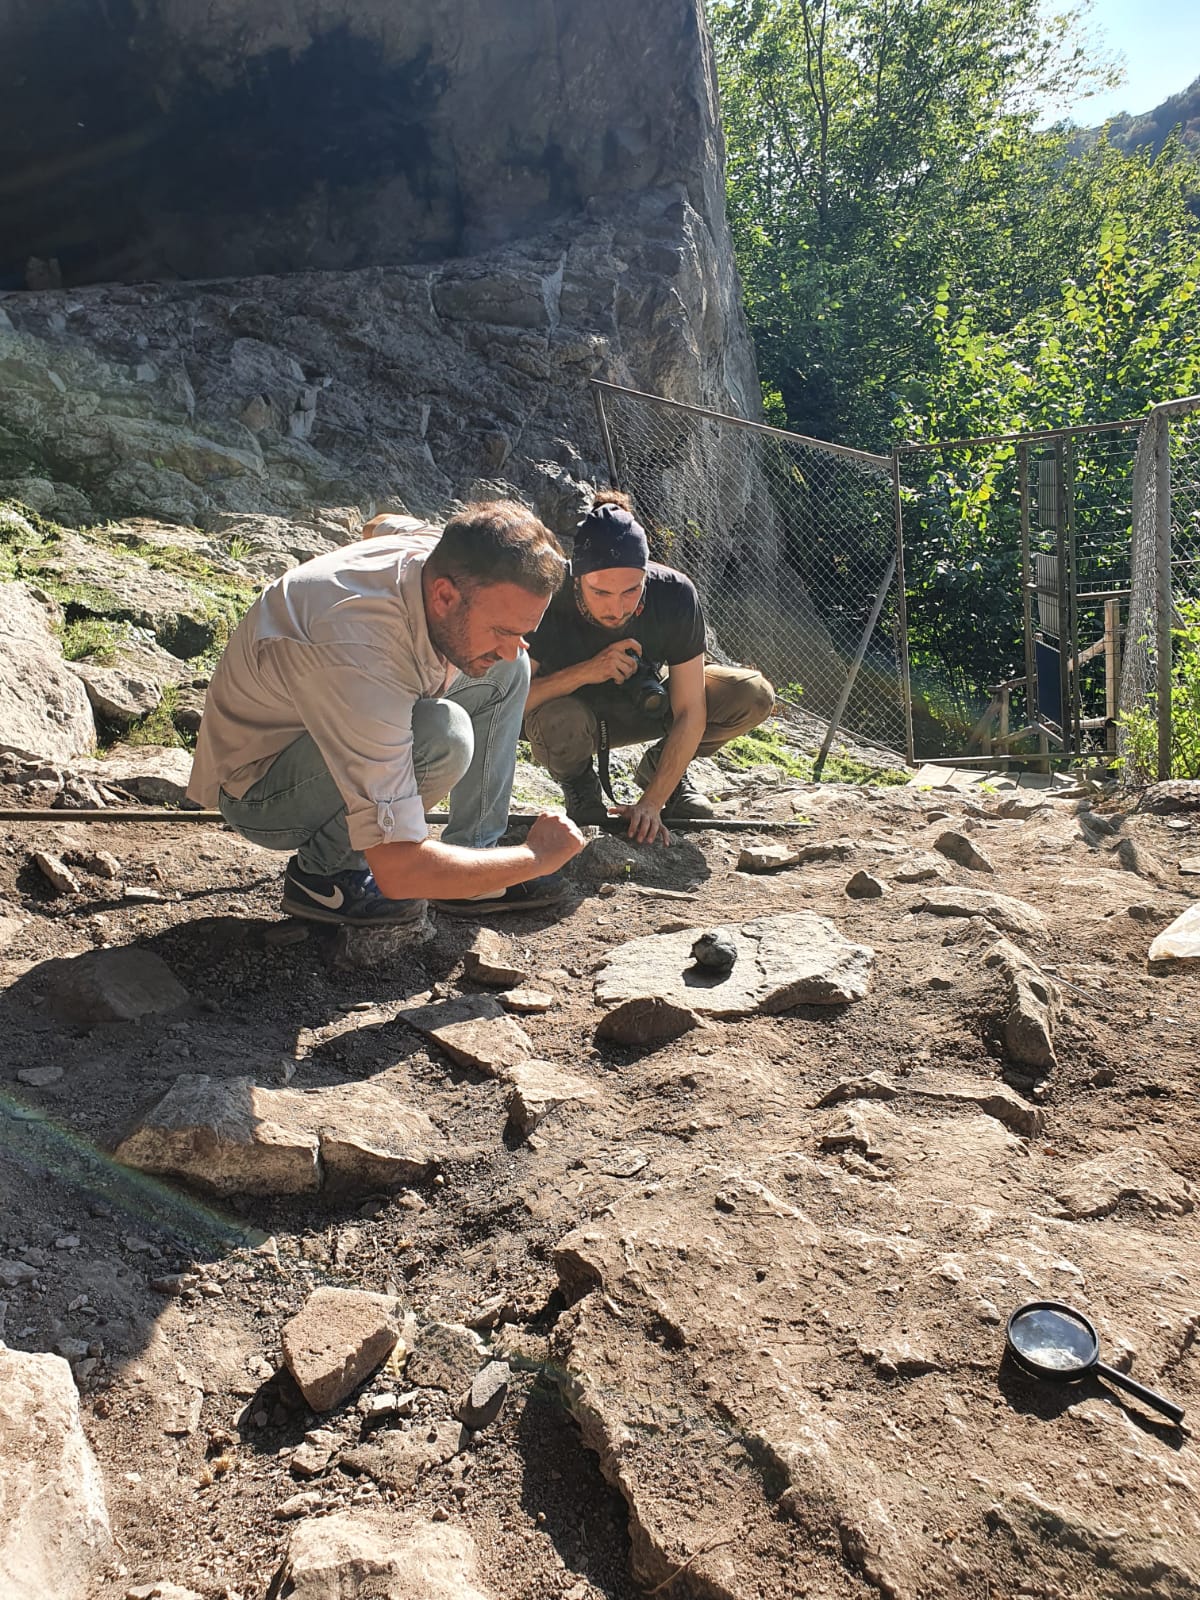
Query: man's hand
587,637,642,686
526,811,586,873
613,798,670,847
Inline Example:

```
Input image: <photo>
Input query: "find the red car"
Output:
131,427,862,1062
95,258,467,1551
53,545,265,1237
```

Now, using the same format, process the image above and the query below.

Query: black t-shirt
528,561,706,676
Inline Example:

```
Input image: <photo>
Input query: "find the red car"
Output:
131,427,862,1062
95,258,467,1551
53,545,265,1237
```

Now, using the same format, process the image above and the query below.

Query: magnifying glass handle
1095,1362,1185,1426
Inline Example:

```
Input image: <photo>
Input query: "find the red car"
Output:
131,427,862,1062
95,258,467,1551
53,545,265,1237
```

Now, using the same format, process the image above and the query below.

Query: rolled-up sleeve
269,639,431,851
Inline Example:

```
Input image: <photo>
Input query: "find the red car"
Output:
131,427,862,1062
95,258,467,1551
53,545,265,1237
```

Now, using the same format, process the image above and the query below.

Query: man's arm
524,638,642,712
366,814,582,900
617,654,707,845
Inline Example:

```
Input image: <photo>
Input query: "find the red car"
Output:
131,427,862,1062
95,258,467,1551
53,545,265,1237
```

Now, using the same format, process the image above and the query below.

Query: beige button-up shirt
187,529,453,851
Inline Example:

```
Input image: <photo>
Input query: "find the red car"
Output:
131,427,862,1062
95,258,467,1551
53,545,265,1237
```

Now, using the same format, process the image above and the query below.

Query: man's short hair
427,500,566,599
591,488,634,515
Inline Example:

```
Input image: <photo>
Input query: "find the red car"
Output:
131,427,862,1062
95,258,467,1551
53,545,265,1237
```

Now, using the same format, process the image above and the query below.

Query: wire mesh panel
1120,397,1200,781
592,382,904,754
897,423,1141,762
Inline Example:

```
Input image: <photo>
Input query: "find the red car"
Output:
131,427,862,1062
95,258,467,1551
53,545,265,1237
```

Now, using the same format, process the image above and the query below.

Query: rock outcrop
0,1,758,541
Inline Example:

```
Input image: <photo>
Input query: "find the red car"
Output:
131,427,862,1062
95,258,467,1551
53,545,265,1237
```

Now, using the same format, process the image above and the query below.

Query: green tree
711,0,1127,443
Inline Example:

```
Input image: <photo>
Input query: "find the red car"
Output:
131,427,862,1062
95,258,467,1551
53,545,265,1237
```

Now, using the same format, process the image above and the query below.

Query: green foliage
712,2,1200,448
1117,600,1200,781
713,4,1200,746
126,685,187,750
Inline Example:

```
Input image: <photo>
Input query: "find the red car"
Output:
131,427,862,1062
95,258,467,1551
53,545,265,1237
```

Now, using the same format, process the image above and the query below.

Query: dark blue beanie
572,503,649,575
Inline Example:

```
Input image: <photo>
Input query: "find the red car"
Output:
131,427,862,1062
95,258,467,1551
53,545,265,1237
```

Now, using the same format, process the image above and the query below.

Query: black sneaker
282,858,427,927
432,874,567,917
559,761,609,827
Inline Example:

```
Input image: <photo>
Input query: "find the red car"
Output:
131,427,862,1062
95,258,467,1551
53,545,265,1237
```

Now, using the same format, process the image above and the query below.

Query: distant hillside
1074,76,1200,160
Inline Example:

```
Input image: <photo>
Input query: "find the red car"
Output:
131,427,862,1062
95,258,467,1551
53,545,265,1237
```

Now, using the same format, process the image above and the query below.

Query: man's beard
575,584,639,633
427,610,496,677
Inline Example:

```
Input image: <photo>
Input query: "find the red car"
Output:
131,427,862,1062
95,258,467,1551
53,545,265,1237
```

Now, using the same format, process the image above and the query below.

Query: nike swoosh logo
297,883,344,909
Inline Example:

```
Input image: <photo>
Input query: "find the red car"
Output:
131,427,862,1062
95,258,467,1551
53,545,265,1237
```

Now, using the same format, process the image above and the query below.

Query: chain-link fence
591,380,905,757
1119,396,1200,781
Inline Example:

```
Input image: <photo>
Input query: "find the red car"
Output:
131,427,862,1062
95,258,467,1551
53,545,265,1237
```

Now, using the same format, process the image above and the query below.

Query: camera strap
596,717,624,805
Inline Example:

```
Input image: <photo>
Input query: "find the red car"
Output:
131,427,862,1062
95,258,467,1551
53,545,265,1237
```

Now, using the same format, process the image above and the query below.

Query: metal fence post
892,447,915,765
592,383,620,488
1154,409,1173,778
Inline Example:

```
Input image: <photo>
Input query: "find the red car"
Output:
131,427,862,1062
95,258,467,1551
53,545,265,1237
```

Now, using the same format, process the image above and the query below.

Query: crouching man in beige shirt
187,501,584,925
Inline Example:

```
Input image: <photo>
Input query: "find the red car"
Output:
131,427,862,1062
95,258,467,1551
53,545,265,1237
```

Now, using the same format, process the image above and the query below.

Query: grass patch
60,617,126,663
718,725,811,780
717,723,909,786
126,685,187,749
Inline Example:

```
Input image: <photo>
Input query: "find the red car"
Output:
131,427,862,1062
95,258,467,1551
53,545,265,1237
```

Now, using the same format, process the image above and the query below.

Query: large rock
595,913,874,1018
0,3,760,535
115,1071,446,1196
17,531,222,656
982,937,1059,1074
0,581,96,764
0,1345,112,1600
281,1289,403,1412
68,660,162,724
270,1513,490,1600
43,947,190,1026
550,1109,1198,1599
74,744,196,804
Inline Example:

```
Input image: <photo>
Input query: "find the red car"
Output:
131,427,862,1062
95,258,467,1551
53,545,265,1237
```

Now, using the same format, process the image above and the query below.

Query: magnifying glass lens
1009,1305,1096,1371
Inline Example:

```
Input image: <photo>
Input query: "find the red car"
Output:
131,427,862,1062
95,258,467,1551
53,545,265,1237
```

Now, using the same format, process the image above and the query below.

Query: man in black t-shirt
525,491,774,844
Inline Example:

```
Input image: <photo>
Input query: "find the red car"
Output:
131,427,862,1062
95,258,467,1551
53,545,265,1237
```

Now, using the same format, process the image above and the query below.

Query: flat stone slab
549,1119,1198,1600
0,1347,111,1600
904,1068,1044,1137
115,1071,446,1196
281,1288,403,1412
400,994,534,1077
594,913,874,1017
913,886,1046,940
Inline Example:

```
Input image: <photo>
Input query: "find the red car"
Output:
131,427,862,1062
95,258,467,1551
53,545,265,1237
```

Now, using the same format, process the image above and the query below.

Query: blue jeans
218,654,529,876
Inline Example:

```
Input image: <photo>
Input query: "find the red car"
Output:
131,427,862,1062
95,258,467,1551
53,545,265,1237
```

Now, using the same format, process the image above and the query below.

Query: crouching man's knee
411,698,474,803
524,695,598,778
702,666,776,747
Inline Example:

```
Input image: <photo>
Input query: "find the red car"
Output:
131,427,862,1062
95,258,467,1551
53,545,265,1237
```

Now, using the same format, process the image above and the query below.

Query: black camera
625,649,670,720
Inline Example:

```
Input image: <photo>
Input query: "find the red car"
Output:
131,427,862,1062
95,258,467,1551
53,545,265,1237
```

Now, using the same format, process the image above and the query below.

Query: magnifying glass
1006,1300,1184,1426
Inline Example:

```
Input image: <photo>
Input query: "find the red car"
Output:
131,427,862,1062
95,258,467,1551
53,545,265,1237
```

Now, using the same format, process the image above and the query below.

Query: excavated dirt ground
0,759,1198,1600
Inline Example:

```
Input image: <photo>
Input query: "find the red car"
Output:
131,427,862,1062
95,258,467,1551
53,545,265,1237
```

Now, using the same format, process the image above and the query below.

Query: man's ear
425,574,460,618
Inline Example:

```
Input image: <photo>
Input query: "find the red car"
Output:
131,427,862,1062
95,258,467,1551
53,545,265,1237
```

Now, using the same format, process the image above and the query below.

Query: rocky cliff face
0,0,758,545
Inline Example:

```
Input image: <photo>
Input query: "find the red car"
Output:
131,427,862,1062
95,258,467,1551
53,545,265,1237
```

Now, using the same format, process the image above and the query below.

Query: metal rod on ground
891,446,916,766
813,550,898,783
0,808,815,832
